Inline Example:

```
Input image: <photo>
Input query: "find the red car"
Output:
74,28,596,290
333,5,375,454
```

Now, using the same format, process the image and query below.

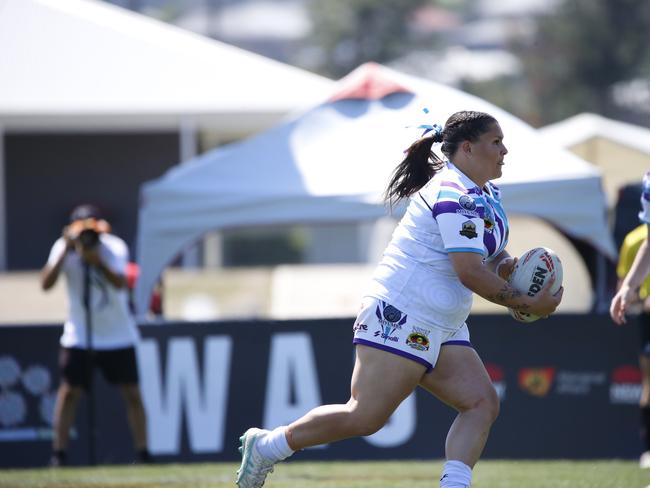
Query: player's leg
419,343,499,487
51,348,88,466
99,347,151,462
118,384,149,458
286,343,426,449
638,309,650,468
236,344,425,488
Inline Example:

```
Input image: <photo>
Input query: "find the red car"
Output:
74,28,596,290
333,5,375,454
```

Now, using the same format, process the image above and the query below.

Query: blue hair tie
416,108,443,139
417,123,443,139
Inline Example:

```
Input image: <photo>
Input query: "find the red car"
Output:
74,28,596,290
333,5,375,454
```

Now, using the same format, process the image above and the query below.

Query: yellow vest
617,224,650,299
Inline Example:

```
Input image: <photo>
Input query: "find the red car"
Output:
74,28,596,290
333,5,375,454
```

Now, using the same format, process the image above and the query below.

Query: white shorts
352,297,472,372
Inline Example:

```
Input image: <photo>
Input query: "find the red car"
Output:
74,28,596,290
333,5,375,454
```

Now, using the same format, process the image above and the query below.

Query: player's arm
485,249,517,280
610,226,650,325
449,251,562,317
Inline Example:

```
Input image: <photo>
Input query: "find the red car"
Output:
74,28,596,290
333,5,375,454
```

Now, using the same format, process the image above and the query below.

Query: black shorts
639,311,650,357
59,346,139,390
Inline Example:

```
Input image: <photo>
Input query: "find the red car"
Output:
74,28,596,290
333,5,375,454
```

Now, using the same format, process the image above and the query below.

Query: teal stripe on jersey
437,190,465,201
447,247,486,255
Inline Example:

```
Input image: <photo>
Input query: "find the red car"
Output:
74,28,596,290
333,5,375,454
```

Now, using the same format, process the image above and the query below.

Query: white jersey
640,171,650,224
365,161,509,332
47,233,139,349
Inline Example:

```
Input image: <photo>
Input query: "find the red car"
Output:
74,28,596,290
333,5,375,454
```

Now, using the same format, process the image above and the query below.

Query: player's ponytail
384,131,445,208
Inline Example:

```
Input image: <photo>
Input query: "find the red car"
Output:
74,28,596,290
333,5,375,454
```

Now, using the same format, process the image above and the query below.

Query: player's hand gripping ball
507,247,563,323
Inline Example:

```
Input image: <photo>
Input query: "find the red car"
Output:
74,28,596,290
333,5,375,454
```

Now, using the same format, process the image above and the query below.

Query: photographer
41,204,151,466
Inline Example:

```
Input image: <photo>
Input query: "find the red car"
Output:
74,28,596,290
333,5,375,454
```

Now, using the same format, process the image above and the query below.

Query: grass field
1,460,649,488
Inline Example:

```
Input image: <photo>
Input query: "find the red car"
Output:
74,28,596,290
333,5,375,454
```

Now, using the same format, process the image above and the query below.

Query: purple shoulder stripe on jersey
432,200,484,218
440,181,468,193
494,212,505,236
353,338,433,371
440,181,482,195
484,230,497,256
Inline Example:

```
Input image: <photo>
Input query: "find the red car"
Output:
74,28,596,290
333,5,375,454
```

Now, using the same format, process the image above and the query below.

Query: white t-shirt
365,161,509,332
640,171,650,224
47,233,139,349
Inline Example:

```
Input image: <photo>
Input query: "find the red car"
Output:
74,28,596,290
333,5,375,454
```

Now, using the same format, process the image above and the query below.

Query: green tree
305,0,441,78
518,0,650,124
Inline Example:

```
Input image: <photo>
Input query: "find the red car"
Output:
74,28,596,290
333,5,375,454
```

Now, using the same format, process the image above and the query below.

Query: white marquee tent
134,63,616,316
0,0,333,132
0,0,333,270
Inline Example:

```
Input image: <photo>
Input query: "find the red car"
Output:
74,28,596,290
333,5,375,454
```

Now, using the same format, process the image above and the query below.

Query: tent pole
179,116,200,268
0,125,6,270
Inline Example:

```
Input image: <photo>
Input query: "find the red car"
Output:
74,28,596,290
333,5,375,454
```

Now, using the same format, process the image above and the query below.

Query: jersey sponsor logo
405,328,430,352
456,208,480,218
458,194,477,211
459,220,478,239
352,323,368,334
483,203,496,233
374,302,406,343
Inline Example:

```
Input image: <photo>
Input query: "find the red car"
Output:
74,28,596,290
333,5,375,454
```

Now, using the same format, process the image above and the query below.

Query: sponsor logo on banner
555,371,606,395
0,355,56,442
459,220,478,239
485,363,506,401
518,367,556,397
609,365,642,404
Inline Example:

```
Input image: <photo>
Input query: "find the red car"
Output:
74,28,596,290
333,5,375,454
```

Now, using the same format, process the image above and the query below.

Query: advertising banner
0,315,641,467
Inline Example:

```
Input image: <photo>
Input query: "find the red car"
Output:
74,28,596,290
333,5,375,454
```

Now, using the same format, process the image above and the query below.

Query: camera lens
79,229,99,249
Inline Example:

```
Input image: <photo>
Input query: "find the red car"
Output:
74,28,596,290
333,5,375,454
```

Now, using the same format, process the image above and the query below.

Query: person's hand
528,275,563,318
609,284,637,325
497,257,518,281
62,225,75,251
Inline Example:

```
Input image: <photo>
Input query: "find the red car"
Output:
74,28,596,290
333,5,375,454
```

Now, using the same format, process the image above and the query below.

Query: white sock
256,426,294,462
440,460,472,488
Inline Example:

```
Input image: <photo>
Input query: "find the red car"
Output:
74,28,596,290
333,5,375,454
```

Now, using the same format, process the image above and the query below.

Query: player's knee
475,385,500,424
459,385,499,424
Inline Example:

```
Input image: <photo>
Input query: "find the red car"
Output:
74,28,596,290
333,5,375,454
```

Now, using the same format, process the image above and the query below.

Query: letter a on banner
263,333,322,429
137,336,232,454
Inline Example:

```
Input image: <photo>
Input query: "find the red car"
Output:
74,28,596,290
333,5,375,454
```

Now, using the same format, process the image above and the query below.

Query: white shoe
640,450,650,469
236,428,276,487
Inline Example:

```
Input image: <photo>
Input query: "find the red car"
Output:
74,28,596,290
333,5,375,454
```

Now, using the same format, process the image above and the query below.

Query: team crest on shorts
406,327,430,351
374,302,407,343
459,220,478,239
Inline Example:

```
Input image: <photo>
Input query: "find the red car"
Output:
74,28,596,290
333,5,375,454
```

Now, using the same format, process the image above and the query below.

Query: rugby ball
507,247,563,323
